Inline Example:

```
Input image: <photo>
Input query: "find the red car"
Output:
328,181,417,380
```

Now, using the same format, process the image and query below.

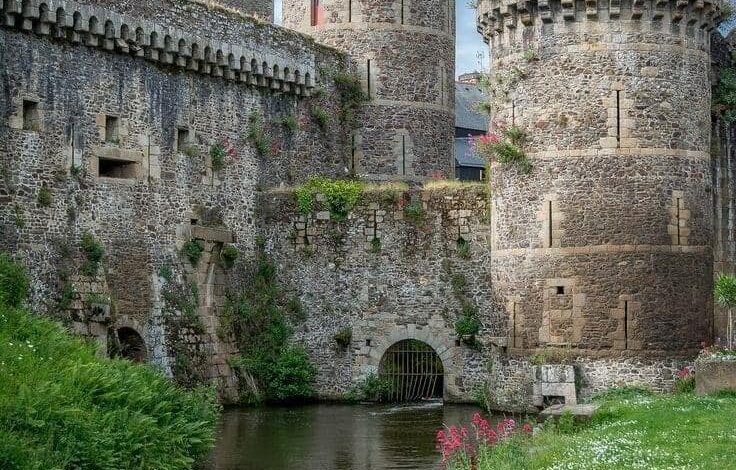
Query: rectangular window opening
365,338,372,347
556,286,565,295
366,59,372,97
98,158,138,179
23,100,40,131
511,303,517,348
105,115,119,144
177,128,190,152
348,0,352,22
400,0,405,24
351,134,356,172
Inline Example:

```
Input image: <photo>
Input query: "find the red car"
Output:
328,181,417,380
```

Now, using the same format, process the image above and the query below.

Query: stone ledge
190,226,234,243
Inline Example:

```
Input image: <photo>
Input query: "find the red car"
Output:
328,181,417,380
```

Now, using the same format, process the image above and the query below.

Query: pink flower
522,423,533,434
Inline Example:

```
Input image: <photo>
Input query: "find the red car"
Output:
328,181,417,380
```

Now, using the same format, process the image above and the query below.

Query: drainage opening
379,339,444,402
115,327,147,363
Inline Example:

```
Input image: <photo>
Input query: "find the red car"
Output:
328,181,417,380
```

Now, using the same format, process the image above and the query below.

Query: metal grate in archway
379,339,444,402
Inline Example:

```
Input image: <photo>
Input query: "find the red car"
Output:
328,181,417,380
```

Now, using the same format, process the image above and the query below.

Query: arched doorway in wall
116,327,147,363
379,339,445,402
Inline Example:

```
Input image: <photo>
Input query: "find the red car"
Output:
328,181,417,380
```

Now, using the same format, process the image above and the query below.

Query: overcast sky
273,1,488,77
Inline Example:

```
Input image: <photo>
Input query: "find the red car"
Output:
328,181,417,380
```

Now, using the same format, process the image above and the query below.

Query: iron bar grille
379,339,444,402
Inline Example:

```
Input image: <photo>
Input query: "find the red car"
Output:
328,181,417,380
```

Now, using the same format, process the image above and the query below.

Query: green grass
475,388,736,470
0,304,220,469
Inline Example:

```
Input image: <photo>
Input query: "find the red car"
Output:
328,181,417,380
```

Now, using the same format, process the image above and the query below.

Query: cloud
273,0,487,77
456,2,489,77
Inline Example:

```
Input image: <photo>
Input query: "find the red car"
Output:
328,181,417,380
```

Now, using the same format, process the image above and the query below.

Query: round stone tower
476,0,724,355
282,0,455,180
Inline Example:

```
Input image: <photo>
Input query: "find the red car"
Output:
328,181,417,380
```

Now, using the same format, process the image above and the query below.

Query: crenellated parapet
477,0,725,50
0,0,316,95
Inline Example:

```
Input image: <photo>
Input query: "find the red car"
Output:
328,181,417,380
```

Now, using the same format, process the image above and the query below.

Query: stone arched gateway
116,327,147,363
379,339,444,402
360,324,464,401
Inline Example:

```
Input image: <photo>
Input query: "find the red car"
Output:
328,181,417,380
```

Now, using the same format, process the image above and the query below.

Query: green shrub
220,244,240,269
311,106,330,130
333,327,352,348
0,304,219,470
210,143,226,171
286,296,305,321
158,264,173,282
37,185,52,207
182,240,204,266
295,177,364,220
455,310,481,338
370,237,382,253
225,255,315,404
0,254,29,308
281,114,298,132
347,373,393,402
457,237,470,259
247,112,272,157
80,232,104,277
404,201,425,224
474,125,532,174
715,68,736,123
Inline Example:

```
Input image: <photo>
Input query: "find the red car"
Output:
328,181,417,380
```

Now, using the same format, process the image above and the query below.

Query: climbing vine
223,253,315,404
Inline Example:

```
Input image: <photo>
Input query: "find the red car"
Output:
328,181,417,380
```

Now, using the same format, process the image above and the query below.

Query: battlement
477,0,725,45
0,0,315,95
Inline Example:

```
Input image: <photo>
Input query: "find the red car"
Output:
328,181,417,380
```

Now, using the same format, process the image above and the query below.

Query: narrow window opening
351,134,356,172
348,0,352,22
511,100,516,127
624,300,629,350
511,302,517,348
177,128,190,152
556,286,565,295
615,90,621,146
547,201,553,247
676,198,682,245
400,0,405,24
22,100,40,132
401,135,407,176
105,115,119,144
98,159,138,179
367,59,372,97
365,338,372,347
311,0,320,26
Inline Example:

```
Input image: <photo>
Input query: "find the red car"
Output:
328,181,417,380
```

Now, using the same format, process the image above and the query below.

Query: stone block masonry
0,0,352,400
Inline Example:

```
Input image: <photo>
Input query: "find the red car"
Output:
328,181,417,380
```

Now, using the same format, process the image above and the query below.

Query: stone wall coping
1,0,318,95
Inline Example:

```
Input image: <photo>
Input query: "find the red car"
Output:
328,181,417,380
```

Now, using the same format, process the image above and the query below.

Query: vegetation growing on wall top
295,177,364,221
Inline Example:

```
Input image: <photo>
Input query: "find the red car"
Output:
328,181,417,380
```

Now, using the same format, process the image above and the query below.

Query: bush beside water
0,254,220,469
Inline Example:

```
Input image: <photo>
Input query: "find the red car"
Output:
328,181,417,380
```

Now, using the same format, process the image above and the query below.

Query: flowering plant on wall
471,120,532,174
210,138,237,172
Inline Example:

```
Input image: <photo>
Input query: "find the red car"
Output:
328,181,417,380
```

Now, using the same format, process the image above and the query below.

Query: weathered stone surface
695,360,736,395
540,404,599,422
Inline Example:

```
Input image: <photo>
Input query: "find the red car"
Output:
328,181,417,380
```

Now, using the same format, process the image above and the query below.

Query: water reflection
206,402,484,470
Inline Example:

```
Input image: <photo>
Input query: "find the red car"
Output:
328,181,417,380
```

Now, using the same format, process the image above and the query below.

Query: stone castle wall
477,0,722,357
257,185,496,401
282,0,456,181
0,0,351,398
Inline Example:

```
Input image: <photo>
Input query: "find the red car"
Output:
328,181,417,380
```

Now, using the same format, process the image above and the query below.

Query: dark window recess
556,286,565,295
177,128,189,151
365,338,372,347
98,159,138,179
190,218,199,225
23,100,40,131
543,395,566,407
105,116,119,143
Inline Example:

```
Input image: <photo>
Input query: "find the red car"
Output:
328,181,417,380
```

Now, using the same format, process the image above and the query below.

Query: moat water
205,402,486,470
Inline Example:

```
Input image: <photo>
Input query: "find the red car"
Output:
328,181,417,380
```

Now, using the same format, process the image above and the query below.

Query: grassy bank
0,255,220,469
466,388,736,470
